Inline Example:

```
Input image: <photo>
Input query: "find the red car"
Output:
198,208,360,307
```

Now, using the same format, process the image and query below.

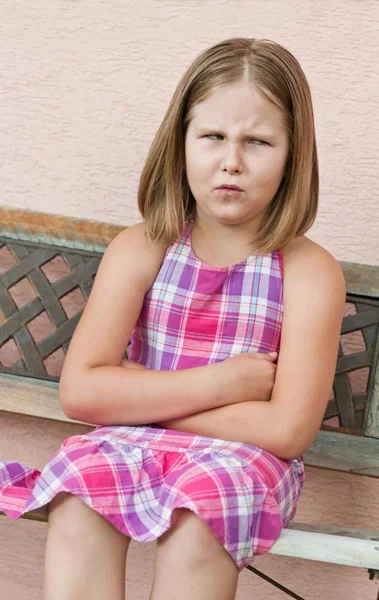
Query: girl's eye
249,139,269,146
204,135,269,146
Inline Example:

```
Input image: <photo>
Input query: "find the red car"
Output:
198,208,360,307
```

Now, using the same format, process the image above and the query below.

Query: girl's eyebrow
194,123,275,132
194,126,278,141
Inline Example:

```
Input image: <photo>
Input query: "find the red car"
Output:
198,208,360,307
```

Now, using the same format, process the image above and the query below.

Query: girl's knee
170,508,211,544
162,508,235,568
48,492,89,532
47,492,131,550
48,492,105,543
48,491,85,518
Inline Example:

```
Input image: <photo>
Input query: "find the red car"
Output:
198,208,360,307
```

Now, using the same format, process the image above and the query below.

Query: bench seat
3,508,379,571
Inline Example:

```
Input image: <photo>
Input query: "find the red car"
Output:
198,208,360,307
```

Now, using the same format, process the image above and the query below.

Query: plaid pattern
129,217,284,369
0,217,305,571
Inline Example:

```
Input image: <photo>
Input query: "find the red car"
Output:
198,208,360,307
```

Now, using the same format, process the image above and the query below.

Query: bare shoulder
105,221,169,290
281,234,346,301
108,221,168,259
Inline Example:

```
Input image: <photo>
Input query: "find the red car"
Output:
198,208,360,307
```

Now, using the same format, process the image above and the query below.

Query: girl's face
184,81,289,233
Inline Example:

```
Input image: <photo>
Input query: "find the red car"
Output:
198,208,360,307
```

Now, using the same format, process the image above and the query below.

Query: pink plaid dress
0,216,305,571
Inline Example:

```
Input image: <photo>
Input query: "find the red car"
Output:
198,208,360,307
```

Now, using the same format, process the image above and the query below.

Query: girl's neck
190,214,260,268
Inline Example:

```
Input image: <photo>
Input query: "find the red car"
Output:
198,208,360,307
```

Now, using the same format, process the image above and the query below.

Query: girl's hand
120,353,277,404
214,352,278,404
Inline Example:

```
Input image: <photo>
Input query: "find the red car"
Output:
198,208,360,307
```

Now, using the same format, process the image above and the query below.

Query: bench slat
366,357,379,439
305,429,379,477
1,208,379,297
0,373,86,425
289,522,379,540
0,507,48,523
340,260,379,299
1,373,379,476
6,509,377,542
269,528,379,569
1,507,378,570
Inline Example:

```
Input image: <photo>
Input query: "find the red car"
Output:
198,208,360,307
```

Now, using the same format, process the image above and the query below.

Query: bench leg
368,569,379,600
245,565,305,599
246,566,379,599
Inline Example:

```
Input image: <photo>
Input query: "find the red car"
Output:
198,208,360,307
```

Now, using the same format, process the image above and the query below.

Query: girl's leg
44,492,131,600
150,508,239,600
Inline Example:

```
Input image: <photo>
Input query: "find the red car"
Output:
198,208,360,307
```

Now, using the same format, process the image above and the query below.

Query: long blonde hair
138,38,318,255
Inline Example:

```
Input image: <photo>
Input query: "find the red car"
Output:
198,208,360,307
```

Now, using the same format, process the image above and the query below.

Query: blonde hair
138,38,318,255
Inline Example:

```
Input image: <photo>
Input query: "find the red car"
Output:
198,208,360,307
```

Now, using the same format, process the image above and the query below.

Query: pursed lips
216,185,244,192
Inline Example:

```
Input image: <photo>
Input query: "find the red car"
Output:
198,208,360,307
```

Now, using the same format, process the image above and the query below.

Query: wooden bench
1,206,379,599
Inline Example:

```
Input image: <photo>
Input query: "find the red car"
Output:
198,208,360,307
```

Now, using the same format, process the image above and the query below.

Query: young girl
0,38,345,600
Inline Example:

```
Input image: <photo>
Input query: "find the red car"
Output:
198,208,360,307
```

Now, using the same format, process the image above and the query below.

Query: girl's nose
221,144,244,173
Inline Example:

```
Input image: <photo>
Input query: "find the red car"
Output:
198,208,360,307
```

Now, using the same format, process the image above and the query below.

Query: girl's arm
157,238,346,461
59,224,273,425
159,402,281,451
123,360,281,454
59,224,224,424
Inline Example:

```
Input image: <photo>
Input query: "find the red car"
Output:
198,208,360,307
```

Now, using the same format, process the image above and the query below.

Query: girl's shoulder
105,221,170,289
112,221,168,252
281,234,346,294
110,221,169,261
282,234,339,267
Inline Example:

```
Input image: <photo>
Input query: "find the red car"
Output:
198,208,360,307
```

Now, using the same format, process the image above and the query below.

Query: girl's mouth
217,185,243,191
216,186,243,195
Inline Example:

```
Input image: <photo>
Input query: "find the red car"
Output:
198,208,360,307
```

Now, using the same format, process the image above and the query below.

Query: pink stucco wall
1,1,379,599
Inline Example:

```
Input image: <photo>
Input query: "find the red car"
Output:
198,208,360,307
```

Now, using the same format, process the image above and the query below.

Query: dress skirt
0,425,305,571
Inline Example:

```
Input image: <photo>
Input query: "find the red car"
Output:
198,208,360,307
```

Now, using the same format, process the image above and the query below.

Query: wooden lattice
0,239,101,382
1,237,379,435
323,295,379,435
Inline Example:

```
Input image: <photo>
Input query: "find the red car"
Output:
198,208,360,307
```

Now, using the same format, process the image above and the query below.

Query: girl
0,38,346,600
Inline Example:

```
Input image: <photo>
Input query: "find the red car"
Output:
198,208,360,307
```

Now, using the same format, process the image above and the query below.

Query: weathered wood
340,260,379,300
0,506,49,523
0,373,87,425
289,522,379,540
12,512,378,541
0,206,123,253
269,528,379,569
304,430,379,477
1,506,378,571
366,356,379,439
1,207,379,298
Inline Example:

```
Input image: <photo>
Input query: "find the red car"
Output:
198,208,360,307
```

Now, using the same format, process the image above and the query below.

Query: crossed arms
59,225,346,461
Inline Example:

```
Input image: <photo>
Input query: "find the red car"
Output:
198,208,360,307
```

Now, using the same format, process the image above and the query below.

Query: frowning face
184,80,289,235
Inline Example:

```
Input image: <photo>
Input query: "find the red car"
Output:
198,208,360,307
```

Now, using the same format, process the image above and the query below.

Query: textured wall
1,1,379,599
1,0,378,263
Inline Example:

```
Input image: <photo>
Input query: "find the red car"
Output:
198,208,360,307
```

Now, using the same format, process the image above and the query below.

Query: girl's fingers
247,352,277,360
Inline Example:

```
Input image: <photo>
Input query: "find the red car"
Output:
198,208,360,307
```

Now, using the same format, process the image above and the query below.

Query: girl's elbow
279,444,303,461
274,426,306,461
59,388,80,420
281,429,313,461
59,363,99,419
59,381,88,422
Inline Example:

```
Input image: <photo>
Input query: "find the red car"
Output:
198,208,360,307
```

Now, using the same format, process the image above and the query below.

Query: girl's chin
204,209,253,226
